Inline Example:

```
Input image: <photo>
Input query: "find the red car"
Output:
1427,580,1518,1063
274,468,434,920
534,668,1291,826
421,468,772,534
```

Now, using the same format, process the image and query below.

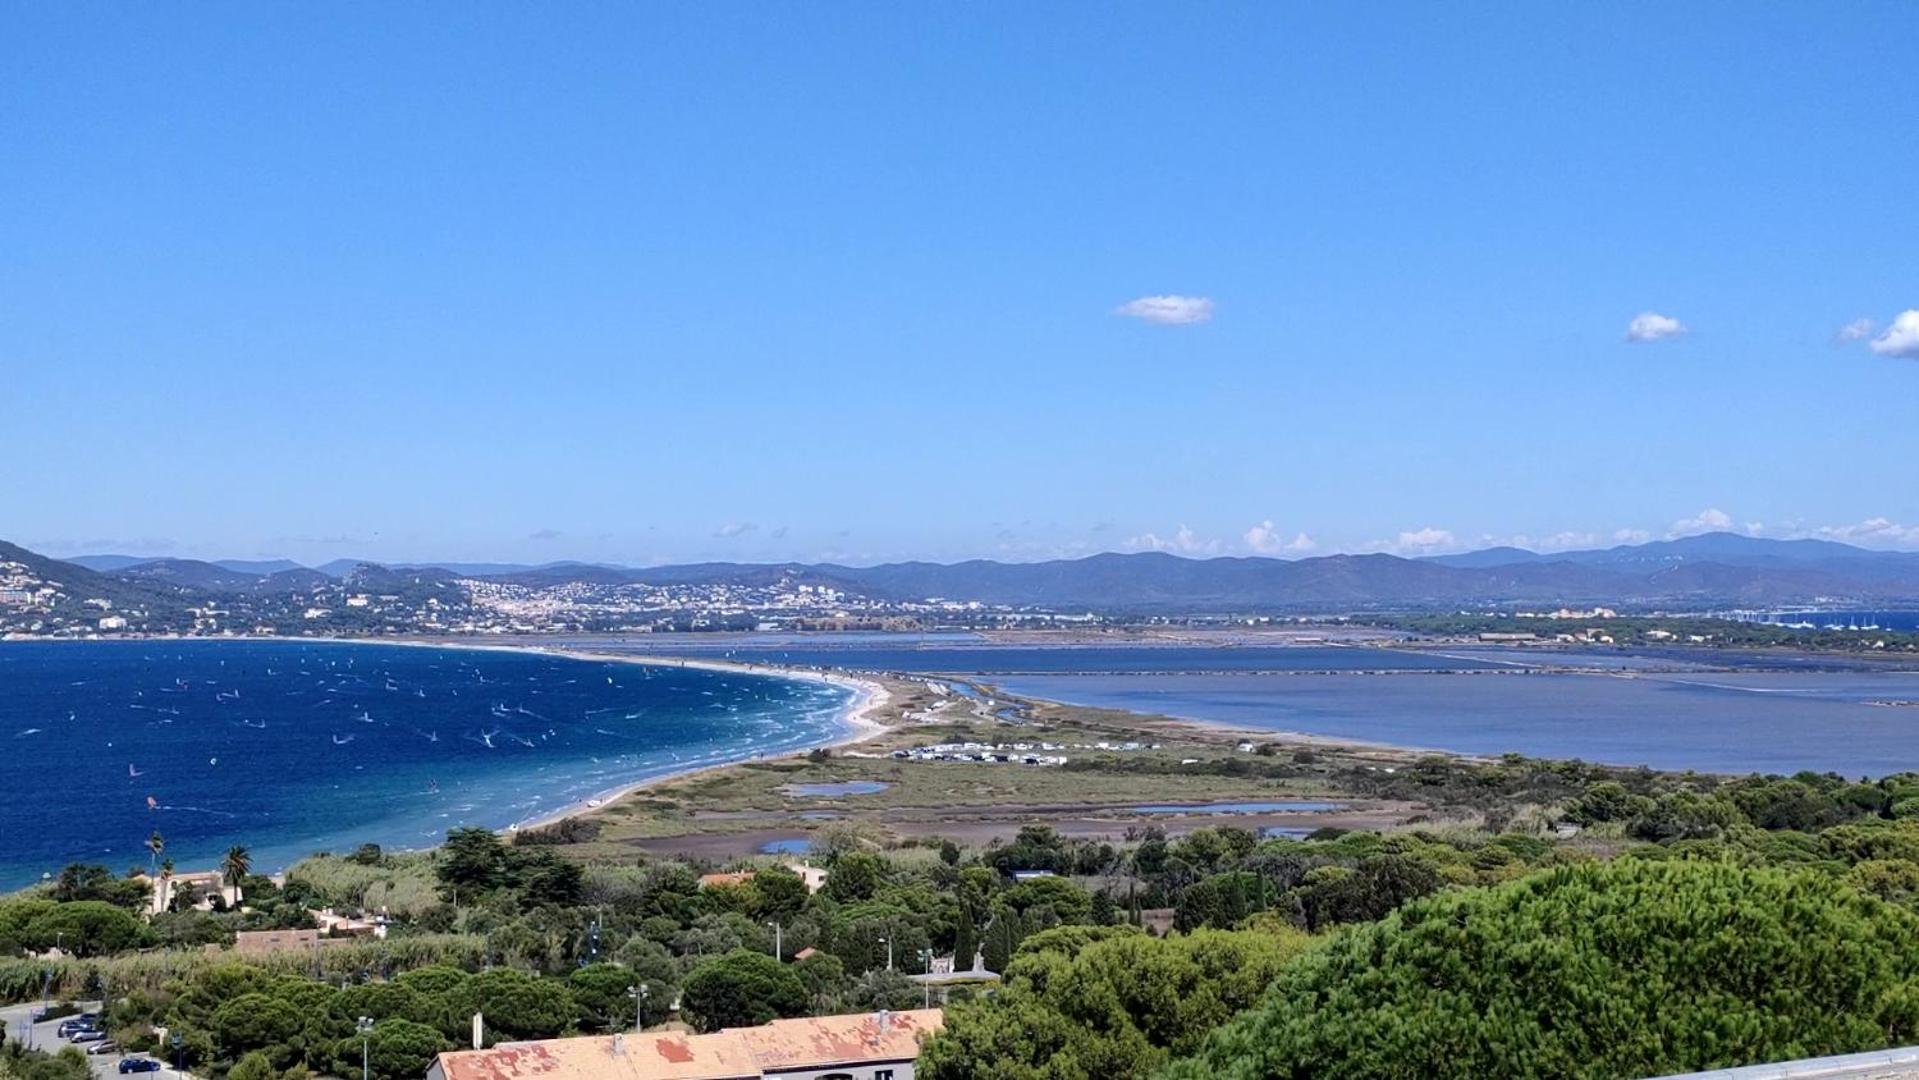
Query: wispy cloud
1538,531,1600,551
1836,318,1877,344
1243,521,1316,555
1667,508,1733,537
1125,525,1221,555
1810,517,1919,547
1869,310,1919,359
1625,311,1687,343
1613,528,1651,544
1114,295,1215,326
713,522,757,539
527,528,562,542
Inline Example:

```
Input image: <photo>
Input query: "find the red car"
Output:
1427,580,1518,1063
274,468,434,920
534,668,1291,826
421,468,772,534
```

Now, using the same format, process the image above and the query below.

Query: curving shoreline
497,645,894,832
0,636,894,886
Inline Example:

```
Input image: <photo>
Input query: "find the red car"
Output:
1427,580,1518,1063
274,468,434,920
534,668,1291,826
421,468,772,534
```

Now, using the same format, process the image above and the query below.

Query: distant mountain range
35,532,1919,613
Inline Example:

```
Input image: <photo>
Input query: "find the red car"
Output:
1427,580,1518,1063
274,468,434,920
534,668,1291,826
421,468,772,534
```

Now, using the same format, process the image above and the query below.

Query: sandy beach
482,644,896,832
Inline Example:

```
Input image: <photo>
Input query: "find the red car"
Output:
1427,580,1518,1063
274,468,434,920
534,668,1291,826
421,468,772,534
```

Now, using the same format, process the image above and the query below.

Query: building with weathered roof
426,1009,942,1080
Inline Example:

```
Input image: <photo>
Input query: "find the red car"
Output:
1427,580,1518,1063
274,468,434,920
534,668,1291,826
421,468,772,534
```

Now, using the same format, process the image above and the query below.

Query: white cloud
1613,528,1651,544
1539,531,1600,551
713,522,757,538
1392,527,1457,554
1243,521,1317,555
1625,311,1687,342
1869,310,1919,359
1126,524,1222,555
1114,295,1215,326
1668,508,1734,538
1837,318,1877,343
1811,517,1919,547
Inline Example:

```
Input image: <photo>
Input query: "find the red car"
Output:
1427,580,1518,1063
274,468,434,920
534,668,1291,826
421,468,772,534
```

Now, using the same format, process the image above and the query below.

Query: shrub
1165,859,1919,1079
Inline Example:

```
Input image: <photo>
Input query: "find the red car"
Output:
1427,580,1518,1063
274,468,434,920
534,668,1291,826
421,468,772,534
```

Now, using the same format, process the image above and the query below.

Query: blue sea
0,641,852,889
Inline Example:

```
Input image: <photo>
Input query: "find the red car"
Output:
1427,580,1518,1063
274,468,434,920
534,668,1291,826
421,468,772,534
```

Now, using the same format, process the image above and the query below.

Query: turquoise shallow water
0,640,852,888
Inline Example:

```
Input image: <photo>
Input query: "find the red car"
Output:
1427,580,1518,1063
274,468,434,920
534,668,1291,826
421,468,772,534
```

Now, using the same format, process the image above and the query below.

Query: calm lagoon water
0,640,851,888
990,670,1919,778
1128,801,1345,814
566,635,1919,777
568,638,1501,674
781,781,890,797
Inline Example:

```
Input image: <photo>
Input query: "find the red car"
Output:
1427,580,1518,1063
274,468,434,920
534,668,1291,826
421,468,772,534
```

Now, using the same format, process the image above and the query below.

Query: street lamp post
766,921,782,962
877,935,892,972
357,1016,374,1080
627,984,649,1032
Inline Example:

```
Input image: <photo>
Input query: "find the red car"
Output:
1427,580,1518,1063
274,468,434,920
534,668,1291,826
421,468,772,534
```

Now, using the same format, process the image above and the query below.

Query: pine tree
953,904,980,970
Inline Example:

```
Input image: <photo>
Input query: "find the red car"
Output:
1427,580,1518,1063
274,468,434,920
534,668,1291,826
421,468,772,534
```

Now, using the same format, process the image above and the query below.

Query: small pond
1128,800,1345,815
782,781,892,797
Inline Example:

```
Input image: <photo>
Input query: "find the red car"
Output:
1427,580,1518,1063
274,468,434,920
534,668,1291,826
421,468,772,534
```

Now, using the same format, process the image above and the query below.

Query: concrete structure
228,928,334,956
1646,1046,1919,1079
695,864,828,896
427,1009,942,1080
905,954,999,1006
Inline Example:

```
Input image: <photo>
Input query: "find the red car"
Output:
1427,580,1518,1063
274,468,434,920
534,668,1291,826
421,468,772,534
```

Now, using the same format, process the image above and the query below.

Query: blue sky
4,3,1916,567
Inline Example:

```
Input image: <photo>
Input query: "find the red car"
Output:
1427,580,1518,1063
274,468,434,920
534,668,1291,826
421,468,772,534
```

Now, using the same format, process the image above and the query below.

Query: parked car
118,1058,163,1074
69,1029,108,1043
86,1041,120,1056
57,1018,100,1037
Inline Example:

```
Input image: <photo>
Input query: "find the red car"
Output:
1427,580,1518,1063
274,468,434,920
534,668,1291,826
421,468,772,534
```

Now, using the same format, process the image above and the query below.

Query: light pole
766,921,782,962
918,949,932,1008
878,935,892,972
357,1016,374,1080
627,983,648,1032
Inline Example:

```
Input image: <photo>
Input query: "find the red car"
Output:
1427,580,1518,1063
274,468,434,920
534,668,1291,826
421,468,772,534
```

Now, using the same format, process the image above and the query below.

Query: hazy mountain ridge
29,532,1919,613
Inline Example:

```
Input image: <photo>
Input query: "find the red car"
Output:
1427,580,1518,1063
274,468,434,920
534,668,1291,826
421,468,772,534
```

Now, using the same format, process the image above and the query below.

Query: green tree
209,993,305,1065
749,866,808,922
437,828,509,896
349,1019,448,1080
679,950,808,1033
824,852,884,903
567,964,640,1032
952,904,980,969
21,901,150,956
1165,860,1919,1079
919,927,1310,1080
451,970,574,1043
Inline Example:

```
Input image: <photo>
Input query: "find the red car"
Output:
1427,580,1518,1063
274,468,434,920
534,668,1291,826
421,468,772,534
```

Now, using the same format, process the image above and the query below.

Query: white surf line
1638,676,1824,694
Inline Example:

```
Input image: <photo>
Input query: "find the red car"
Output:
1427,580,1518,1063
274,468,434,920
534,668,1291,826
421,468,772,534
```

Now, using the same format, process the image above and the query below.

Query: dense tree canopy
1163,859,1919,1079
919,924,1310,1080
679,950,808,1032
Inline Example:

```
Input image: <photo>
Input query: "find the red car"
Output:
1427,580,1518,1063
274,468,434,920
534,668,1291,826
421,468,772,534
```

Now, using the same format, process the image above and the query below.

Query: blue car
118,1059,162,1074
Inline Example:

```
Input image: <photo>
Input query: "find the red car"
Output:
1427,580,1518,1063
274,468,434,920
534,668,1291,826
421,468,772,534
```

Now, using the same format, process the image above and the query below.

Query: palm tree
144,831,167,915
221,845,252,906
146,830,165,876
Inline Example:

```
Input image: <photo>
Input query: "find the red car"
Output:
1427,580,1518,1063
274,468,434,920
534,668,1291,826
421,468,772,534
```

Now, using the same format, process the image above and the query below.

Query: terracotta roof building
426,1009,942,1080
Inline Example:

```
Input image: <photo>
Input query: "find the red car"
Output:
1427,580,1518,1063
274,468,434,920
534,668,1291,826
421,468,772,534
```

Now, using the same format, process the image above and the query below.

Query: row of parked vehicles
47,1012,163,1073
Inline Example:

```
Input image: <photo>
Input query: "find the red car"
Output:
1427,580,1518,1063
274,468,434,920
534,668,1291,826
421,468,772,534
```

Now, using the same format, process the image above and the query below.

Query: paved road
0,1000,187,1080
